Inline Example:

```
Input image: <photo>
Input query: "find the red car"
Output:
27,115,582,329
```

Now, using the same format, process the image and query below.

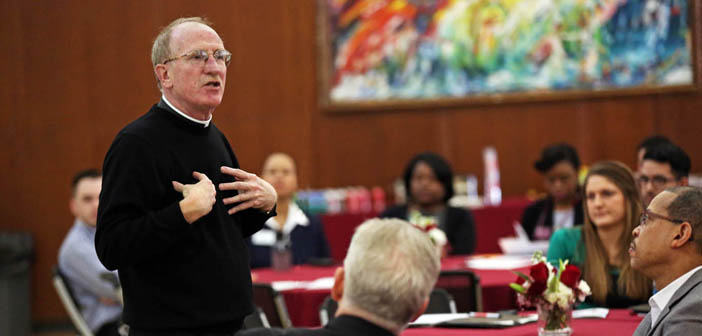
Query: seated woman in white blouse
247,153,331,268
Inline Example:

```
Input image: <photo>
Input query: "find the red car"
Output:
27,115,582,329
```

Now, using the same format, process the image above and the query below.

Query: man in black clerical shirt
238,218,441,336
96,17,277,335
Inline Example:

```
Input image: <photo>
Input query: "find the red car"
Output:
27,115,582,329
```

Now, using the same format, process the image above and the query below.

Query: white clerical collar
161,95,212,127
649,265,702,327
265,201,310,236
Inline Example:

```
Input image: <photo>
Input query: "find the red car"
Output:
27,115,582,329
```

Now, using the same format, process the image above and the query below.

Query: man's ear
154,65,171,89
409,298,429,322
672,222,694,248
331,267,344,302
69,199,77,217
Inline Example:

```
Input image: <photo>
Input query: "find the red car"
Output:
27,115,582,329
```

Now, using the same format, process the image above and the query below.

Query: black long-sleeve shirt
96,101,271,332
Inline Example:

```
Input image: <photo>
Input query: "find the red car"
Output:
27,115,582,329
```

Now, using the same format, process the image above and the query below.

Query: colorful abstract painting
320,0,693,103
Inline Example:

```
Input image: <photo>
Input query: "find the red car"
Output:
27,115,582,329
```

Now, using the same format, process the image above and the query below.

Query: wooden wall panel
1,0,701,324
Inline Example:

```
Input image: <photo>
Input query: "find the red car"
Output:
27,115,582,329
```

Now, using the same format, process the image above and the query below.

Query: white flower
545,282,574,309
427,228,447,247
531,251,548,264
577,280,591,302
408,211,447,247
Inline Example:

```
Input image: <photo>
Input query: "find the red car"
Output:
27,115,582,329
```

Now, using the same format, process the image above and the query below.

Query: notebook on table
410,312,538,329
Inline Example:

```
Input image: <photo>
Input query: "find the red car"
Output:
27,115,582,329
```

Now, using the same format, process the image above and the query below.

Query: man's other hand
219,166,277,214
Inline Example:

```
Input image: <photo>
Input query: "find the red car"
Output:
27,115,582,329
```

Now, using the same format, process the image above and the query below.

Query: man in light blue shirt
59,169,122,336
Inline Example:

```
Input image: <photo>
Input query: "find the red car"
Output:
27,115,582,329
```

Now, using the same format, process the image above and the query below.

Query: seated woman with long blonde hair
548,161,651,308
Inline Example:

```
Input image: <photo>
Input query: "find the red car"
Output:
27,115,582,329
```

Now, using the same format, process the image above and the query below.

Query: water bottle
483,146,502,205
466,174,482,207
271,231,292,271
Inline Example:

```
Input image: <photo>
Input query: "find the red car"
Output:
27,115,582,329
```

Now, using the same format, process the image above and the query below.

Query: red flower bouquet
510,252,591,335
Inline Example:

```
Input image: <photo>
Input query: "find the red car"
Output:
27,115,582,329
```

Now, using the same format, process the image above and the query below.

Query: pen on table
469,312,501,318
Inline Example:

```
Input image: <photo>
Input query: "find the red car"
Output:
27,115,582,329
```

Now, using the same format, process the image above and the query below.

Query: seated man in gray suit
631,186,702,336
238,218,441,336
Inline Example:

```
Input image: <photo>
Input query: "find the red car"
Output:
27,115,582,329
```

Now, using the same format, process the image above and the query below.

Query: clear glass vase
536,303,573,336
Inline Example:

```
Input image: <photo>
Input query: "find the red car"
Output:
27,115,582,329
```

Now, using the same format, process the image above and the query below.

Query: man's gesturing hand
173,172,217,224
219,166,277,215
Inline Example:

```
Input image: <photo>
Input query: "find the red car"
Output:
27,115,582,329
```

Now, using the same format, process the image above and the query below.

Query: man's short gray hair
150,17,213,90
343,218,441,328
666,186,702,253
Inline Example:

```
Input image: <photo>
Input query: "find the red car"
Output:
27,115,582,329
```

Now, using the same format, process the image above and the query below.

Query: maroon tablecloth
252,256,528,327
320,197,531,261
471,198,532,254
402,309,643,336
319,212,378,262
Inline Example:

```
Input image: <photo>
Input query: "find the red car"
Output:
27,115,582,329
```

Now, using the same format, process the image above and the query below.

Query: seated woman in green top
548,161,652,308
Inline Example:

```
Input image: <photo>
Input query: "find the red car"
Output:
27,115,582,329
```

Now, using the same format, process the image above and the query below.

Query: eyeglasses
639,208,684,227
637,174,674,189
162,49,232,67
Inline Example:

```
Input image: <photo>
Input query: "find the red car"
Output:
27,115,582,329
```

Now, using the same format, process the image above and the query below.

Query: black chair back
426,288,457,314
434,270,482,312
318,296,337,326
251,283,293,328
51,266,94,336
243,306,271,329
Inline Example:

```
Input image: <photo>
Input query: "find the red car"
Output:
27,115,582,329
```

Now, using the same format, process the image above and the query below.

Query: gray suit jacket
633,268,702,336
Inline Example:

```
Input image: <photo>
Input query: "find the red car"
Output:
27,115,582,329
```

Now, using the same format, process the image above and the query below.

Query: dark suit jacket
380,205,476,255
247,213,330,269
236,315,394,336
520,197,583,240
633,268,702,336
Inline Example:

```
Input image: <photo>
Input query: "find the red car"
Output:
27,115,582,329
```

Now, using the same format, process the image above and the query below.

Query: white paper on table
271,281,308,292
498,238,550,256
493,221,550,256
306,277,335,290
410,313,471,326
572,308,609,319
465,255,533,270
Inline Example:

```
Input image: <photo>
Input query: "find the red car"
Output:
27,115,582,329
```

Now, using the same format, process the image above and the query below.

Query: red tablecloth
319,212,378,262
320,197,531,261
471,198,532,254
402,309,643,336
253,256,528,327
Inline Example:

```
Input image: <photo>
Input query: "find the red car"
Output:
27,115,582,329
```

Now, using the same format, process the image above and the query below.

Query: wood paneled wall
1,0,701,324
